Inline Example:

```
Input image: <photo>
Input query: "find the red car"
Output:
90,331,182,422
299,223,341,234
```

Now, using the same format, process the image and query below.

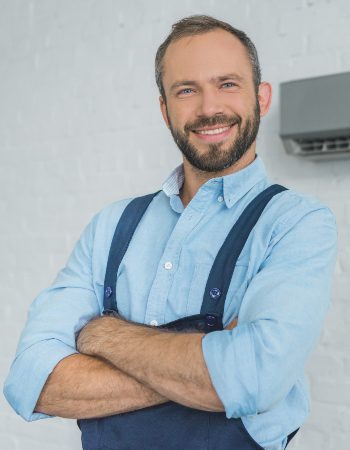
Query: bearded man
4,15,337,450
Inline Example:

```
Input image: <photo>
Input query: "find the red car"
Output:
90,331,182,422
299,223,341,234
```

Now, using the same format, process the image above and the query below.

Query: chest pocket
184,261,249,325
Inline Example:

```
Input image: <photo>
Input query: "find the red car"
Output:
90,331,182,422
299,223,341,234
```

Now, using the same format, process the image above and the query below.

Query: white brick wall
1,1,349,449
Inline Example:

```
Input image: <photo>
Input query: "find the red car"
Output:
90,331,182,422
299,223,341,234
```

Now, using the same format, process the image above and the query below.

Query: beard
168,100,261,173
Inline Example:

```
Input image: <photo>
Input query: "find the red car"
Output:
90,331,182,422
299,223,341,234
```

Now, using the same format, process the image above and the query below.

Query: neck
179,145,256,208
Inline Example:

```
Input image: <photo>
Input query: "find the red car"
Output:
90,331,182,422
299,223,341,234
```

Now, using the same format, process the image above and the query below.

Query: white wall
1,1,349,449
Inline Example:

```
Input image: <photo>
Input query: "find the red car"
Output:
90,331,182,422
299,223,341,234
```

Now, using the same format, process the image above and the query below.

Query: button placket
144,199,207,327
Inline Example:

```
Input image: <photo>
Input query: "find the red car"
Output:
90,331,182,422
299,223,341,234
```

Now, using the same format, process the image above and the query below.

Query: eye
221,82,237,89
177,88,194,96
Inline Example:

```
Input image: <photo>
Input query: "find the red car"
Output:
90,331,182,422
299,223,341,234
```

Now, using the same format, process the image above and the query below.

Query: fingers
225,318,238,330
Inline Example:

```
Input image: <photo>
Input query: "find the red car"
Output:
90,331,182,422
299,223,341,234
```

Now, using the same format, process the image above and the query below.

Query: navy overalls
78,184,299,450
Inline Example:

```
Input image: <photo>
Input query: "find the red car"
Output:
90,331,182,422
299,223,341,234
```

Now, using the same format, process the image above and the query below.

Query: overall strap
200,184,287,316
103,191,161,314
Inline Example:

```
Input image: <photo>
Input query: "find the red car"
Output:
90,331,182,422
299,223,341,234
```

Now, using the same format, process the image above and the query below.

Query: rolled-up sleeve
3,214,101,421
202,206,337,419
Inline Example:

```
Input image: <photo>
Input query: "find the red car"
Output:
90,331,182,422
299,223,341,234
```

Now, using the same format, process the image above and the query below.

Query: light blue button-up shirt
4,156,337,450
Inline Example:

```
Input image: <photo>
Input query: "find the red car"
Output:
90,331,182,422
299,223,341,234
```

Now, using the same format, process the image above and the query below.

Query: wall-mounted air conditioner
280,72,350,160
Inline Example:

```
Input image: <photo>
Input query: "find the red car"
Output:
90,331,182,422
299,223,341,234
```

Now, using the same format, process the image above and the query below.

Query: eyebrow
169,73,244,92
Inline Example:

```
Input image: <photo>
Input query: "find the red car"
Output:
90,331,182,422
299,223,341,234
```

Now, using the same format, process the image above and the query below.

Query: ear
159,96,171,129
257,82,272,117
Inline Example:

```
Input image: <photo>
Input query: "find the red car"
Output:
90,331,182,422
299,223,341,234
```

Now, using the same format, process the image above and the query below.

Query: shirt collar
222,156,267,208
162,164,184,197
162,156,267,209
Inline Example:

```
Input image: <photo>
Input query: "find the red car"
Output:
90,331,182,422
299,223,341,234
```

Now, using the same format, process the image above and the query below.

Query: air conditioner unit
280,72,350,160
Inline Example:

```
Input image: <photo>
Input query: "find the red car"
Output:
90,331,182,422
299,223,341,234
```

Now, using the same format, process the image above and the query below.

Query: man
4,15,337,450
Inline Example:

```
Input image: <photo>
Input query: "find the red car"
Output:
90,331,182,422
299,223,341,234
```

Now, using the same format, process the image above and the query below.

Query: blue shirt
4,156,337,450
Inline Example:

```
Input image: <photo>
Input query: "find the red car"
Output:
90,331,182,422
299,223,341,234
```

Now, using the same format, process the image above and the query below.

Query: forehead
162,29,253,89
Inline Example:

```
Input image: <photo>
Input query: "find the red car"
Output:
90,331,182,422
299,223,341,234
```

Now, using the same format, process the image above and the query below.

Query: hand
225,317,238,330
76,316,116,355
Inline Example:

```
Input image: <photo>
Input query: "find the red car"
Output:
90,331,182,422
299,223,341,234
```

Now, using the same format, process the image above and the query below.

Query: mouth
191,123,236,143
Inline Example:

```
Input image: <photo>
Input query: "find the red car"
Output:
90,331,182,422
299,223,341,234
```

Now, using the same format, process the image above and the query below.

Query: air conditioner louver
283,136,350,160
297,135,350,154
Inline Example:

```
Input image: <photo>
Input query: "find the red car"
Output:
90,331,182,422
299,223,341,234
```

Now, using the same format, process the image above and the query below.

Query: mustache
184,114,241,134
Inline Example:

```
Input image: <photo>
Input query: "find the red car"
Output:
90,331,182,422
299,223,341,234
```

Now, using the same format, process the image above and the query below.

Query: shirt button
150,320,158,326
217,195,224,203
164,261,173,270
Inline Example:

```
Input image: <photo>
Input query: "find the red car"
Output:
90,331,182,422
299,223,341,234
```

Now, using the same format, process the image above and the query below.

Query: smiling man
159,25,267,207
4,15,337,450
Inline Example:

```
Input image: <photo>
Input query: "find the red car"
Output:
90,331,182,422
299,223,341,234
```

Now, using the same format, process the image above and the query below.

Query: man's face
160,29,267,173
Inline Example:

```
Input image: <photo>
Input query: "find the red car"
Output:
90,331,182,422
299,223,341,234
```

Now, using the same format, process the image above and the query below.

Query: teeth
196,126,231,135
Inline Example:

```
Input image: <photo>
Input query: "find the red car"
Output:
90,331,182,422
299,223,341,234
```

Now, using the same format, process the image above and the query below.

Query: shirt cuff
3,339,77,421
202,324,258,418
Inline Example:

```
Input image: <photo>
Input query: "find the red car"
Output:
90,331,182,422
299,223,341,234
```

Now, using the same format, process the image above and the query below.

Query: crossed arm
35,316,237,419
7,204,335,423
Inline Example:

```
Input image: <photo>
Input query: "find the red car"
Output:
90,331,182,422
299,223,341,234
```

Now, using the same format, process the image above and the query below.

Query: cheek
168,110,186,130
229,97,249,114
167,105,190,130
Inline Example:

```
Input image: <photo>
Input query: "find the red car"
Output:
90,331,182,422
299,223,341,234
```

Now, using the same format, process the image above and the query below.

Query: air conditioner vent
282,135,350,160
296,135,350,154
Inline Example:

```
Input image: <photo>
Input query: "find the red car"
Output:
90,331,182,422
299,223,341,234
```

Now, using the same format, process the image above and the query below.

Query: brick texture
1,1,349,449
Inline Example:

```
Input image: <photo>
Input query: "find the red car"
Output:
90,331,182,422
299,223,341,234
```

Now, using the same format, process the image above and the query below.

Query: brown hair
155,15,261,100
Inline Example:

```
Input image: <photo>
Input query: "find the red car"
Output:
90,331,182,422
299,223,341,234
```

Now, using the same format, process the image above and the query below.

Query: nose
195,87,225,118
